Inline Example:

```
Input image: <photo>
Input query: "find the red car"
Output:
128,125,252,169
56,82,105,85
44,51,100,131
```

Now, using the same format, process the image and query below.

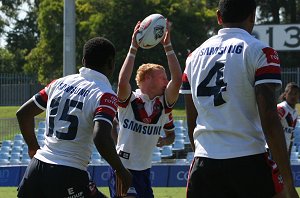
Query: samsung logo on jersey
58,83,90,97
199,45,243,56
123,119,161,135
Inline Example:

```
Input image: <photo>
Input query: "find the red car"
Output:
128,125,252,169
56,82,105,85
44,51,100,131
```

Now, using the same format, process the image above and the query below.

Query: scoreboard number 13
253,24,300,51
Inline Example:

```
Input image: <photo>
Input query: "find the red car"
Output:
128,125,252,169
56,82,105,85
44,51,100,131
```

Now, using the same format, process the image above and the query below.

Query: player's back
186,28,281,158
34,69,115,170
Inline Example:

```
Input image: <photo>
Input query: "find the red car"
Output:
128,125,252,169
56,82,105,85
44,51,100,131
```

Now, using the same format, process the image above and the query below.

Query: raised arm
161,20,182,106
256,83,298,197
118,22,140,101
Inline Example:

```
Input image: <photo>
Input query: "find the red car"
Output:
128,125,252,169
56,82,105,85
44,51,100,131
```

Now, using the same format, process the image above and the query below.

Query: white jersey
277,101,298,149
180,28,281,159
33,67,118,170
116,89,174,170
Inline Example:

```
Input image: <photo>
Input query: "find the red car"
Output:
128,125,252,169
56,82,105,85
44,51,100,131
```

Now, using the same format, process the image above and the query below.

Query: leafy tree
24,0,63,83
5,0,39,73
24,0,217,84
0,48,17,72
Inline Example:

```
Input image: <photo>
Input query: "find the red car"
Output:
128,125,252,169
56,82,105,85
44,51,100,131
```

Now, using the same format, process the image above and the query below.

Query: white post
63,0,76,76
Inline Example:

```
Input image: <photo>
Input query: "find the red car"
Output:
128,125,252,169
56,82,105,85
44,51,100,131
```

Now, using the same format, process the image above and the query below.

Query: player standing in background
180,0,299,197
277,82,300,156
16,37,132,198
108,21,182,198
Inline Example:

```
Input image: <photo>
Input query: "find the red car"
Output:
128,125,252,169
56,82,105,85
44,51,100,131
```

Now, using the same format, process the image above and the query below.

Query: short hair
135,63,165,87
218,0,257,23
83,37,115,70
279,82,300,101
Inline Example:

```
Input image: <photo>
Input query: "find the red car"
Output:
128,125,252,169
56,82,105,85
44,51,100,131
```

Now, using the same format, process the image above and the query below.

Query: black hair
83,37,115,71
218,0,257,23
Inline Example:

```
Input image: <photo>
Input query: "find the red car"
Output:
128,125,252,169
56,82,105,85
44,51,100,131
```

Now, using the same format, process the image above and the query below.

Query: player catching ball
108,19,182,198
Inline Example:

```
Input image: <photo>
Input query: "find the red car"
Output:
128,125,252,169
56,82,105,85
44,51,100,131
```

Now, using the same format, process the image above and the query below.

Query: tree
5,0,39,73
24,0,63,83
24,0,216,84
0,48,17,72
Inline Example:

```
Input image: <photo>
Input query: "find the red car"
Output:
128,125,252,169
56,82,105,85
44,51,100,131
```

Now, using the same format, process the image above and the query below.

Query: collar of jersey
79,67,111,87
283,101,296,112
218,28,249,35
135,89,160,102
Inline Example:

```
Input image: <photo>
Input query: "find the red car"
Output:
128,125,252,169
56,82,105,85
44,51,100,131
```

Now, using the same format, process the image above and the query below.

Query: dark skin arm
184,94,197,151
256,83,298,198
110,119,119,145
93,120,132,194
16,98,43,158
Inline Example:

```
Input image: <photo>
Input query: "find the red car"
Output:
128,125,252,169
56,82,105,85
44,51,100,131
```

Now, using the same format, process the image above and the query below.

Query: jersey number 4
197,61,227,106
47,96,83,140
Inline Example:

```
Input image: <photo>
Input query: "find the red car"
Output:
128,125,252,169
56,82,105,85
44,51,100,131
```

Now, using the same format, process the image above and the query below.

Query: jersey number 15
47,96,83,140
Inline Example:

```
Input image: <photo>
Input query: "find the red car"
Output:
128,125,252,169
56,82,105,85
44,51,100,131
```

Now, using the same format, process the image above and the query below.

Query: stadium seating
161,145,173,158
13,140,24,147
10,153,21,160
0,146,11,154
0,159,10,165
9,158,21,165
186,152,194,164
172,139,185,151
0,153,10,160
38,121,46,129
11,146,22,154
1,140,12,147
3,118,300,168
152,152,162,163
14,134,23,141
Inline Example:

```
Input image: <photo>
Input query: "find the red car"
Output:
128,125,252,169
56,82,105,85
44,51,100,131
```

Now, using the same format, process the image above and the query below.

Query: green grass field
0,187,300,197
0,187,186,197
0,106,186,119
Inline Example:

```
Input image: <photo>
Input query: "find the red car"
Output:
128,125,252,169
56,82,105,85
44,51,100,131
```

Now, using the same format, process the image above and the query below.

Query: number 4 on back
197,61,227,106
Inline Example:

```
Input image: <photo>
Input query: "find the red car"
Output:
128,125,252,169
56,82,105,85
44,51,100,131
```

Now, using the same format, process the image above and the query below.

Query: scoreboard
253,24,300,51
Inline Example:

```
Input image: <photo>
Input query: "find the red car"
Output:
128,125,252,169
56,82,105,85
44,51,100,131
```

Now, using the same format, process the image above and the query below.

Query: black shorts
17,157,107,198
186,153,284,198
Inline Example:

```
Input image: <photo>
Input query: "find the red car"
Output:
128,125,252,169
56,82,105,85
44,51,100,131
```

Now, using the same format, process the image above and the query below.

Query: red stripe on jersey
255,66,280,76
264,153,284,193
47,79,57,87
262,47,280,64
39,89,48,102
277,106,286,118
99,93,118,111
182,73,189,83
169,112,173,121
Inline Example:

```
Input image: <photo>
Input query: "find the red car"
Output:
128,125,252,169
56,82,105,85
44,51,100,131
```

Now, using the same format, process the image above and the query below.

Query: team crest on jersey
143,118,152,124
100,93,118,110
262,47,280,64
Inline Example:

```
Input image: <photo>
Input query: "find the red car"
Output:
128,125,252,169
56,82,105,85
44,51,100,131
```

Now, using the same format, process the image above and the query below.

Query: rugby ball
136,14,167,49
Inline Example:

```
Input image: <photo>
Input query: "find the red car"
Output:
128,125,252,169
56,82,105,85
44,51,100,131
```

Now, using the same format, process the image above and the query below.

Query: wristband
130,45,137,51
166,50,175,56
128,53,136,58
163,43,172,48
